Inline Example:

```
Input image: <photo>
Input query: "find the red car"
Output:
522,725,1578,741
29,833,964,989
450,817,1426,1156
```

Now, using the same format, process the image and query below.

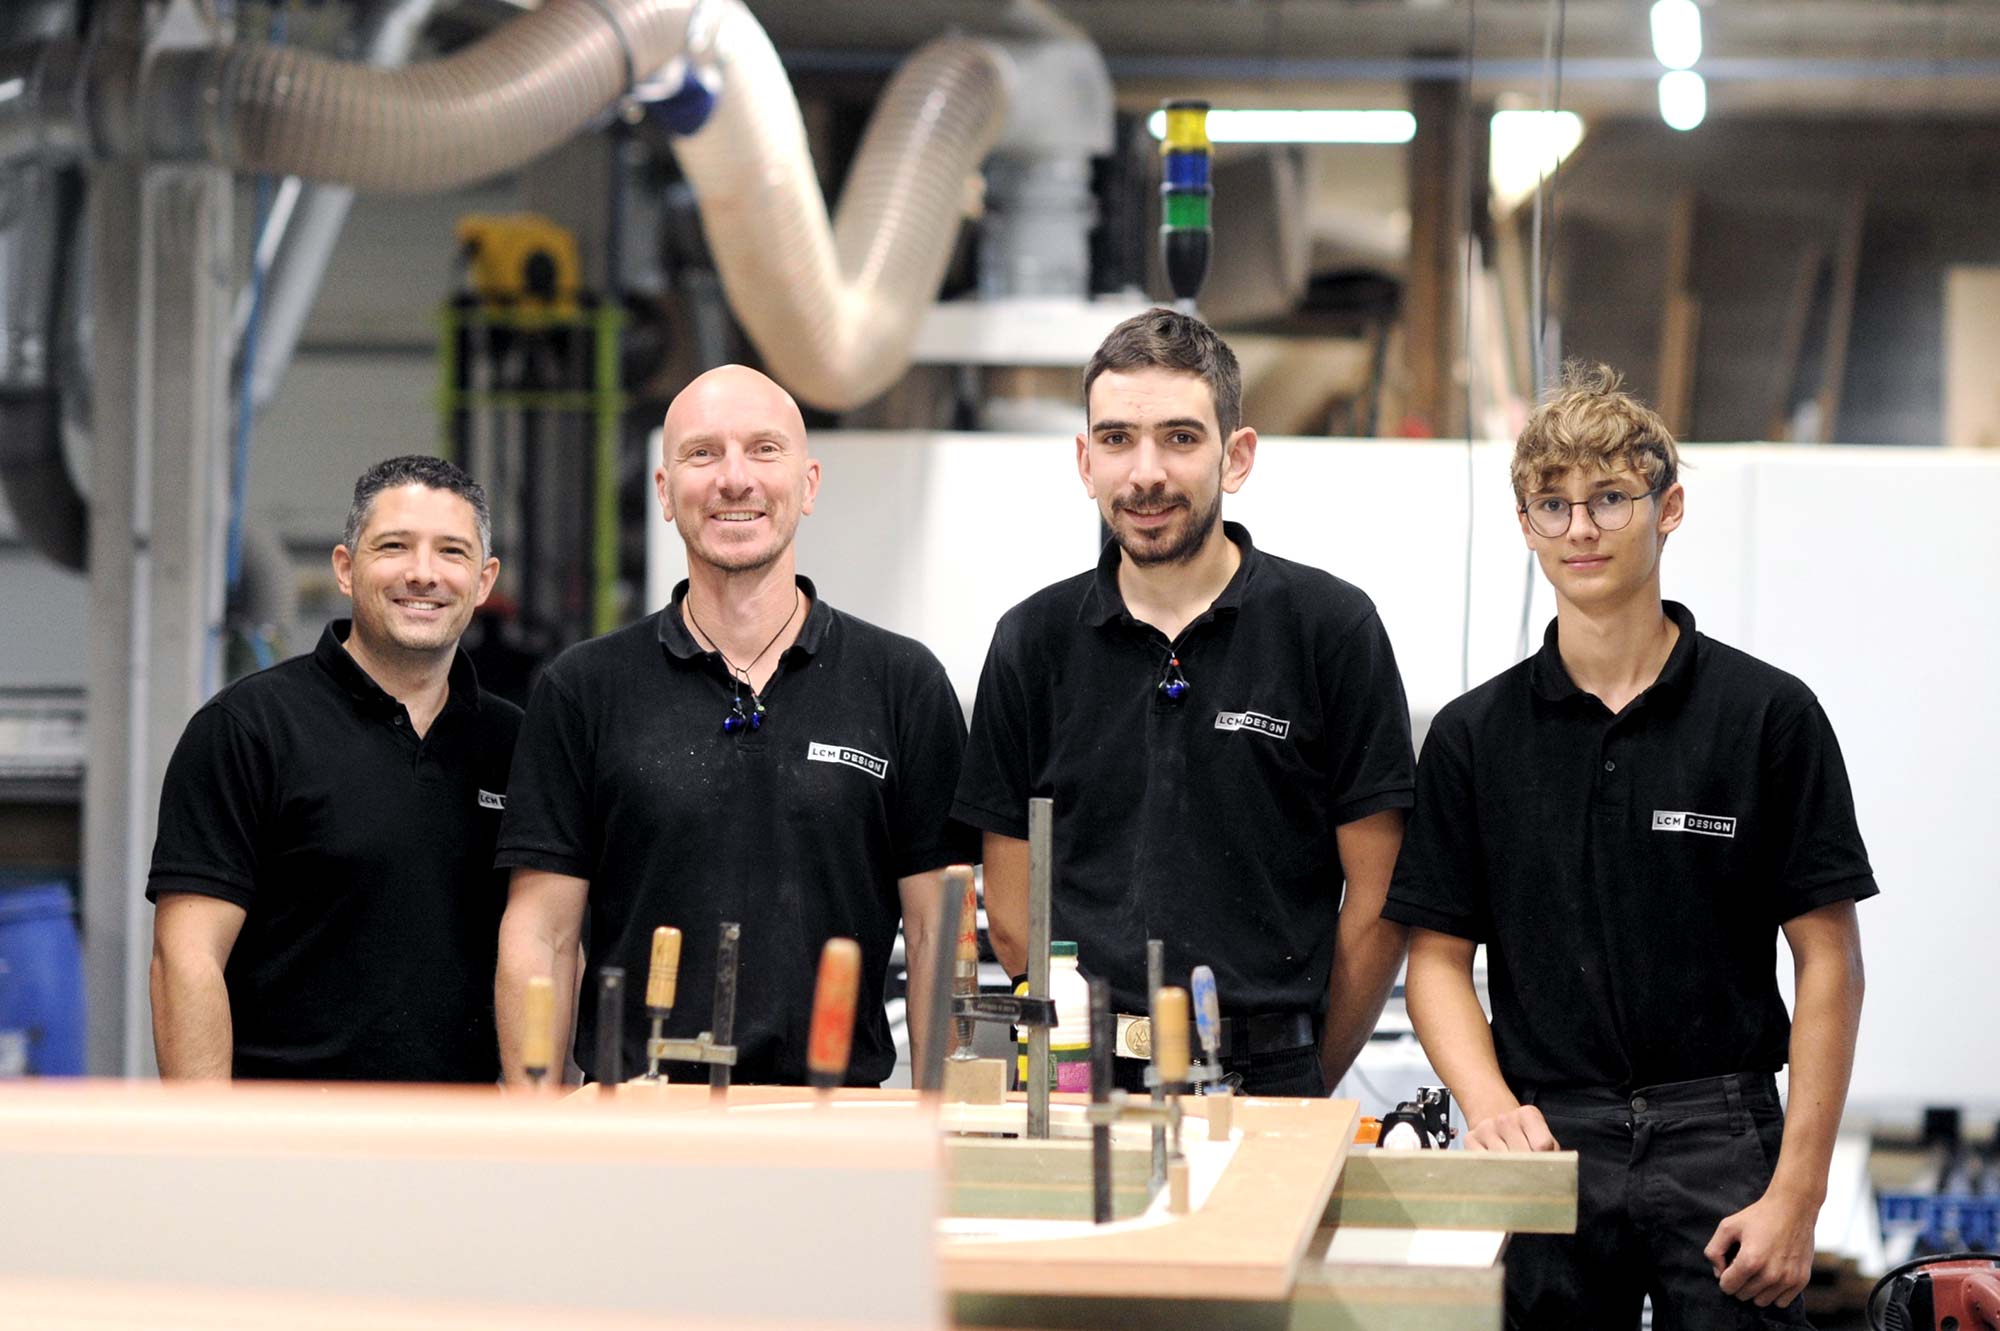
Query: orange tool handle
807,937,863,1082
946,865,978,969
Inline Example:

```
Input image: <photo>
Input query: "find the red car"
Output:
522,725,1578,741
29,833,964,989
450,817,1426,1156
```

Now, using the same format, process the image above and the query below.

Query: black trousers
1505,1071,1813,1331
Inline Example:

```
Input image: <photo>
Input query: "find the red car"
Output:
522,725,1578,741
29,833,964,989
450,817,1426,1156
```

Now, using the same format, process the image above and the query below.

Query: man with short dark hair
1385,366,1873,1328
493,365,972,1088
148,455,522,1081
953,308,1415,1096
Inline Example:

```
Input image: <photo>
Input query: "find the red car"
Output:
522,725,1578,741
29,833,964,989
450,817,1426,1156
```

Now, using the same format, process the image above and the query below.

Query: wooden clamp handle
1154,985,1190,1084
646,926,682,1011
946,865,978,969
807,937,863,1084
523,975,555,1076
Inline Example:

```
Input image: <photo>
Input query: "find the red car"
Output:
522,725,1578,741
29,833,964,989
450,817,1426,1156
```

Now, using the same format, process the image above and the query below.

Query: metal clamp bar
709,921,741,1100
952,993,1057,1026
1026,797,1054,1140
646,1034,738,1067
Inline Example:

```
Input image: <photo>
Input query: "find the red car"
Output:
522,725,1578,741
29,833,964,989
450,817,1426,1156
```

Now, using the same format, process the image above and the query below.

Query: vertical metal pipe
1147,937,1166,1191
594,966,625,1088
1026,796,1053,1140
1089,975,1113,1224
709,921,740,1100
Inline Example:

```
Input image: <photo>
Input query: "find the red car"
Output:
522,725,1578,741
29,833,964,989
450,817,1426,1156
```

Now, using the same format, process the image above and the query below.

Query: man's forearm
1404,942,1518,1124
1319,912,1407,1084
496,910,580,1086
150,953,234,1080
979,832,1029,977
1769,941,1865,1204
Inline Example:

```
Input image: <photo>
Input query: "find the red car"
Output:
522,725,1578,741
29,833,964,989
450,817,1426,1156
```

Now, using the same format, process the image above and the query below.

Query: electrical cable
1515,0,1569,665
1458,0,1478,693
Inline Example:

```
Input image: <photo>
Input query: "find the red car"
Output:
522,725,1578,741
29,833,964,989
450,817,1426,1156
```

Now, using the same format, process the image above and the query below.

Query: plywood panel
1945,266,2000,448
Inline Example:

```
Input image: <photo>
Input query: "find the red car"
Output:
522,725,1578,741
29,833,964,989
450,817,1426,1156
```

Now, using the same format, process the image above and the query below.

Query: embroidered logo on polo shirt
1214,709,1291,740
1652,810,1736,838
807,741,889,780
478,790,506,810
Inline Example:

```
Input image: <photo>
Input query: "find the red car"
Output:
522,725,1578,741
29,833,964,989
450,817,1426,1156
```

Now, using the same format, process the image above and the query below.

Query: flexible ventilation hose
669,1,1011,409
142,0,691,193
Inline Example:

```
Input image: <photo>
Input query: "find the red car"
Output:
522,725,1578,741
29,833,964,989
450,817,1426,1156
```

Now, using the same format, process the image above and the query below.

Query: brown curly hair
1511,363,1680,504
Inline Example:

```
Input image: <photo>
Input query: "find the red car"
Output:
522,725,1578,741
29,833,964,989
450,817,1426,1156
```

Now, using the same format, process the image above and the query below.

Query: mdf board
0,1080,941,1330
1945,265,2000,448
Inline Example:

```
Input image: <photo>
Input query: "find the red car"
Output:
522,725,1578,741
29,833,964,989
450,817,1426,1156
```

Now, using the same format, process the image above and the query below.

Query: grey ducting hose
669,2,1011,409
141,0,692,193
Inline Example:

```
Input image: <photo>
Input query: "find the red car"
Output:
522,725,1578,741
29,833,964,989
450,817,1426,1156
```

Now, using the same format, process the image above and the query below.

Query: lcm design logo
1213,710,1291,740
807,741,888,780
1651,810,1737,838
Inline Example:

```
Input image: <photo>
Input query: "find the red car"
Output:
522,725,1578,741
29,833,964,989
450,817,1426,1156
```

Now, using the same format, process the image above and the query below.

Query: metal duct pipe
0,0,83,570
235,0,442,415
669,1,1012,410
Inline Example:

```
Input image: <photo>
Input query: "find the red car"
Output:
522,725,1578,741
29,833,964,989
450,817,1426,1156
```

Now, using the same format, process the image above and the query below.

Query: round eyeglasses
1520,486,1664,538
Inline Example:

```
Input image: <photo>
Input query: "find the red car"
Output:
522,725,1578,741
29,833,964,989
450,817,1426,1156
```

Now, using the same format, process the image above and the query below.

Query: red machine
1870,1252,2000,1331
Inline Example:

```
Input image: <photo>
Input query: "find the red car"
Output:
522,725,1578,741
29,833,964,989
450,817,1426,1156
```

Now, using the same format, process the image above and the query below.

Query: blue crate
1879,1193,2000,1250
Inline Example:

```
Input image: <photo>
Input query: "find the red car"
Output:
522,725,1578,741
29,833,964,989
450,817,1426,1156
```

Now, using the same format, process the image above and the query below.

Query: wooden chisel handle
646,926,682,1012
1154,985,1190,1085
523,975,555,1084
807,937,863,1090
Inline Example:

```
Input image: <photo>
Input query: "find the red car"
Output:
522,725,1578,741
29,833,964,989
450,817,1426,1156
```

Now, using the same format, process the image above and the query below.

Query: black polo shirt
952,523,1416,1017
1382,602,1878,1092
147,621,522,1082
495,578,974,1086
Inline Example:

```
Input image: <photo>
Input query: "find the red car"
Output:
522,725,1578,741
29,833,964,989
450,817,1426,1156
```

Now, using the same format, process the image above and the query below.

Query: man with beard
494,365,971,1087
953,309,1415,1095
147,456,520,1080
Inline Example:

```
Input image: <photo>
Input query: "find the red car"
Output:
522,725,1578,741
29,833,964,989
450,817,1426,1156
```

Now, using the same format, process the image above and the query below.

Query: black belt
1115,1010,1315,1060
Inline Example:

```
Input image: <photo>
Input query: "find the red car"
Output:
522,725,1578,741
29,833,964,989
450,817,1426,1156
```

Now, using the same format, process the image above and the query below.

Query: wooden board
1325,1151,1578,1234
1945,266,2000,448
0,1080,941,1329
943,1096,1357,1302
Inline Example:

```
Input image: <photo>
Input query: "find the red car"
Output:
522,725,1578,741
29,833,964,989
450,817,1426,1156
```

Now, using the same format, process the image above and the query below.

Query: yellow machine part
455,213,582,314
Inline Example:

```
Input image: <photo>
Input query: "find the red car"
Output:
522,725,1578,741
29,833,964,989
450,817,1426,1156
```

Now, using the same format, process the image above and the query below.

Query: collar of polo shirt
1528,601,1701,708
1080,520,1262,628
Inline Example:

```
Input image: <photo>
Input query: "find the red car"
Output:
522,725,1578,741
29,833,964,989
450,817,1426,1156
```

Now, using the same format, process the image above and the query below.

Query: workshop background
1,1,1998,1315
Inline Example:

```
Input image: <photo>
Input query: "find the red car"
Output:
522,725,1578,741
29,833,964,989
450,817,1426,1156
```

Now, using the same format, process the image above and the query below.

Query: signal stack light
1159,99,1213,313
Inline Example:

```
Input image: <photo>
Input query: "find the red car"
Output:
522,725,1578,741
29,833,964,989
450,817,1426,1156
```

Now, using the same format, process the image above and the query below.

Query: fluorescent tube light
1650,0,1703,71
1146,108,1416,145
1658,70,1707,131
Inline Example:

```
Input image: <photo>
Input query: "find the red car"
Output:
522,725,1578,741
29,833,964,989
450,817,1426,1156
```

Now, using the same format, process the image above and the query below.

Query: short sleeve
891,666,978,877
494,668,596,878
1763,698,1877,921
1322,610,1417,824
951,622,1034,841
147,703,274,908
1381,716,1489,940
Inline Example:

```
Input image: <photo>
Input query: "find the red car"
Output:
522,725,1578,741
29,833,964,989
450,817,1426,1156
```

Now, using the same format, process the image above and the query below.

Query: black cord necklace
684,587,801,734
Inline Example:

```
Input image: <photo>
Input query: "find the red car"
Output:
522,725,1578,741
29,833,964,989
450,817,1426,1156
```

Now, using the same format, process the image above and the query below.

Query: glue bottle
1016,941,1093,1093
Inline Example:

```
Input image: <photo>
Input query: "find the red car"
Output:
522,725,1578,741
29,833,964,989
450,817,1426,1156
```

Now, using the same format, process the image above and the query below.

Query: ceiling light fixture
1649,0,1704,71
1489,109,1587,213
1658,70,1707,131
1145,108,1415,145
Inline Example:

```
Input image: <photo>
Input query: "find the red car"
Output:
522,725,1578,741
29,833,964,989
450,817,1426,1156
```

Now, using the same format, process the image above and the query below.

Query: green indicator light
1164,192,1211,230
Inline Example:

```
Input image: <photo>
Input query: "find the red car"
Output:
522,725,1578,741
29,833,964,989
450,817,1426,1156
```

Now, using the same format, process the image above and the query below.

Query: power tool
1869,1252,2000,1331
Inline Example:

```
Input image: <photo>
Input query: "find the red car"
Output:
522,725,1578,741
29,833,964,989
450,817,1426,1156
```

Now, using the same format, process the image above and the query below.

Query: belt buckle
1114,1013,1152,1060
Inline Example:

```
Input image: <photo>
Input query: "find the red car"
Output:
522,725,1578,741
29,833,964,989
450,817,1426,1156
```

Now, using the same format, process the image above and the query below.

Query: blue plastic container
0,882,87,1076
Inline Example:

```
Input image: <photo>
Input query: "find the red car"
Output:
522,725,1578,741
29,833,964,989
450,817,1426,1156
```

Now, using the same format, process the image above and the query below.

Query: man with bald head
494,366,972,1086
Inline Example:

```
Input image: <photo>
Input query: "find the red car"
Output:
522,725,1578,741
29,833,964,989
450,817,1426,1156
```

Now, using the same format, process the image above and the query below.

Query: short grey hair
344,455,493,558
